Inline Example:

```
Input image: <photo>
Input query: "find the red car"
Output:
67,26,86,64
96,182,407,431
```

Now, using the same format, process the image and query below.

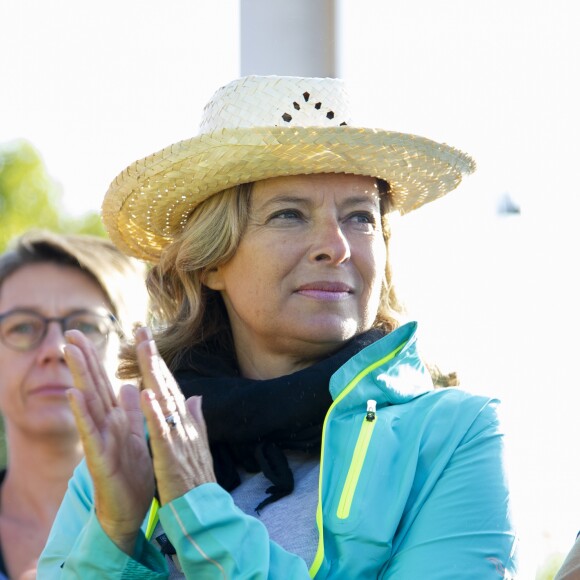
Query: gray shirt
231,451,320,567
152,452,320,576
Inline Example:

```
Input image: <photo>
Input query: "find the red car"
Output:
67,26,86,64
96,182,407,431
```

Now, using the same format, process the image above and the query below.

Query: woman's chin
23,409,79,438
293,318,364,346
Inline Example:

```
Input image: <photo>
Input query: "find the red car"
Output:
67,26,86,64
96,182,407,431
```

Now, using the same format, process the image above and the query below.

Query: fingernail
192,395,202,412
137,326,152,340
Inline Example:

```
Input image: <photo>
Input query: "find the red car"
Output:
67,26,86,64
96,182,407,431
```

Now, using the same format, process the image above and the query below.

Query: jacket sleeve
37,459,167,579
39,460,311,579
159,483,312,578
385,400,519,579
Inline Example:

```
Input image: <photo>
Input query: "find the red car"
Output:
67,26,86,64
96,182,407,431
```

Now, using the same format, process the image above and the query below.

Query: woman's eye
268,209,303,221
347,212,378,228
74,322,101,335
8,322,37,335
67,316,108,336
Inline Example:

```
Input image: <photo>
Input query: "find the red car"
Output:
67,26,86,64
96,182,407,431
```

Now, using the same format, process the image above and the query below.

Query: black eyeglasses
0,309,118,352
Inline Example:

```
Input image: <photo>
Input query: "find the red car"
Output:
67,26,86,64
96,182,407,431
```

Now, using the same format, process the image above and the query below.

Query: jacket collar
329,321,434,406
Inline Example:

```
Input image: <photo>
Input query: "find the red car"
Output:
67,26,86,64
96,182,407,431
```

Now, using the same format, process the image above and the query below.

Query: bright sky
339,3,580,575
0,1,240,216
1,1,579,575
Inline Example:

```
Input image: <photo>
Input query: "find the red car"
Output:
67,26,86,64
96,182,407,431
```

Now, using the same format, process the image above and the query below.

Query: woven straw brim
102,126,475,262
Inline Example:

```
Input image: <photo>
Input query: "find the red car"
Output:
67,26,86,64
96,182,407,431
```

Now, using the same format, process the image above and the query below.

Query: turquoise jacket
38,322,518,578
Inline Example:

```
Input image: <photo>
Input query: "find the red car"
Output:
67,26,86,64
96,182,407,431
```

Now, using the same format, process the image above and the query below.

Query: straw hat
102,75,476,262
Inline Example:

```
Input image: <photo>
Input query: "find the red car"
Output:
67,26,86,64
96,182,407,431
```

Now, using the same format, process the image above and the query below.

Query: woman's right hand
64,330,156,555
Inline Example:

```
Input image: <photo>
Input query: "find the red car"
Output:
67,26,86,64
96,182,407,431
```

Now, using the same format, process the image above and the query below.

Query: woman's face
205,173,387,377
0,263,119,437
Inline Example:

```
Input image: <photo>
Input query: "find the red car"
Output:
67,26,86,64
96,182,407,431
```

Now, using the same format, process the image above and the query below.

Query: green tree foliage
0,139,106,253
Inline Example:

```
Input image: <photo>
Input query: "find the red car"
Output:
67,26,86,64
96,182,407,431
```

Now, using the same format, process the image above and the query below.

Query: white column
240,0,337,77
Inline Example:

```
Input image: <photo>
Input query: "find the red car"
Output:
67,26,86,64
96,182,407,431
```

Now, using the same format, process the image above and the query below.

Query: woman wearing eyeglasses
0,230,148,580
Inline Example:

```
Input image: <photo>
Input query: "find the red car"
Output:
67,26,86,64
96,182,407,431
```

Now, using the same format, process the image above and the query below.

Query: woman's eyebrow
259,195,310,207
340,195,381,209
258,194,380,210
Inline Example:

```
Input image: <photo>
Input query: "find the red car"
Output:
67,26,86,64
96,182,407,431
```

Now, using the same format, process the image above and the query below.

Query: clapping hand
64,327,216,556
135,327,216,505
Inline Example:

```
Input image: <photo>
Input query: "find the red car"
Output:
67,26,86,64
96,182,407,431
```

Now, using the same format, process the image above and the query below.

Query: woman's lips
30,384,72,397
295,282,353,301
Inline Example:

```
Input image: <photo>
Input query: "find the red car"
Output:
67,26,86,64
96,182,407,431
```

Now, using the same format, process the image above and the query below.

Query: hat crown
199,75,353,133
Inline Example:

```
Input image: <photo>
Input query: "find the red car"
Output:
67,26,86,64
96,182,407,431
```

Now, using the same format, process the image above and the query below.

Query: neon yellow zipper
336,400,377,519
309,341,406,578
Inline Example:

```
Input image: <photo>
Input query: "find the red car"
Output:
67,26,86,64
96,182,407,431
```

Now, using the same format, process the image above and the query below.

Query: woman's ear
201,266,225,291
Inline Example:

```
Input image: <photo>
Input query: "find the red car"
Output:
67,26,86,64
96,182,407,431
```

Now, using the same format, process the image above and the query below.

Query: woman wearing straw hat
0,230,148,580
39,76,518,578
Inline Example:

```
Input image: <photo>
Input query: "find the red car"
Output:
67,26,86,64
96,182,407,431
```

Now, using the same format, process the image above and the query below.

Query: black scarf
175,329,385,511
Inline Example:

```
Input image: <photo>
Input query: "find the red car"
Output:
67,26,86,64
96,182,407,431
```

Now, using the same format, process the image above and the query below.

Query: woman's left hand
135,327,217,505
64,330,155,554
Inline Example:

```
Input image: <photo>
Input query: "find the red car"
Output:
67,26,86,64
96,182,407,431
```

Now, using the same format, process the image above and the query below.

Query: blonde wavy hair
119,178,403,378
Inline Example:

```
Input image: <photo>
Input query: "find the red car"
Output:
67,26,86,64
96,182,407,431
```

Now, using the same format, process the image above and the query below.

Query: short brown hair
0,229,149,338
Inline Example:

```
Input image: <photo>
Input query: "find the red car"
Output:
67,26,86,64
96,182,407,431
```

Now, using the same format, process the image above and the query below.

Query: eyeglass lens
0,310,114,351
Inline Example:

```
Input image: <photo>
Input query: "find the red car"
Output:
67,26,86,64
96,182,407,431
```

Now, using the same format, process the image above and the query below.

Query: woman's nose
35,321,66,362
309,219,351,264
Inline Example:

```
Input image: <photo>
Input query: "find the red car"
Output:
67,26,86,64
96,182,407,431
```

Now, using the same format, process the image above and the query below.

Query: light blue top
38,322,518,578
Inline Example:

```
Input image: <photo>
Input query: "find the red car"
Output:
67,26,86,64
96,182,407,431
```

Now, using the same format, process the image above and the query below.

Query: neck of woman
1,427,83,524
234,338,345,380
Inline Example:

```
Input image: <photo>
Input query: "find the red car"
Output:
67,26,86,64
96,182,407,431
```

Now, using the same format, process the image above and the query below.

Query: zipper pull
366,399,377,422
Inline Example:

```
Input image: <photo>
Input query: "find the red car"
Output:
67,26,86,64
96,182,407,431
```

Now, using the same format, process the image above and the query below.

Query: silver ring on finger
164,413,178,429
